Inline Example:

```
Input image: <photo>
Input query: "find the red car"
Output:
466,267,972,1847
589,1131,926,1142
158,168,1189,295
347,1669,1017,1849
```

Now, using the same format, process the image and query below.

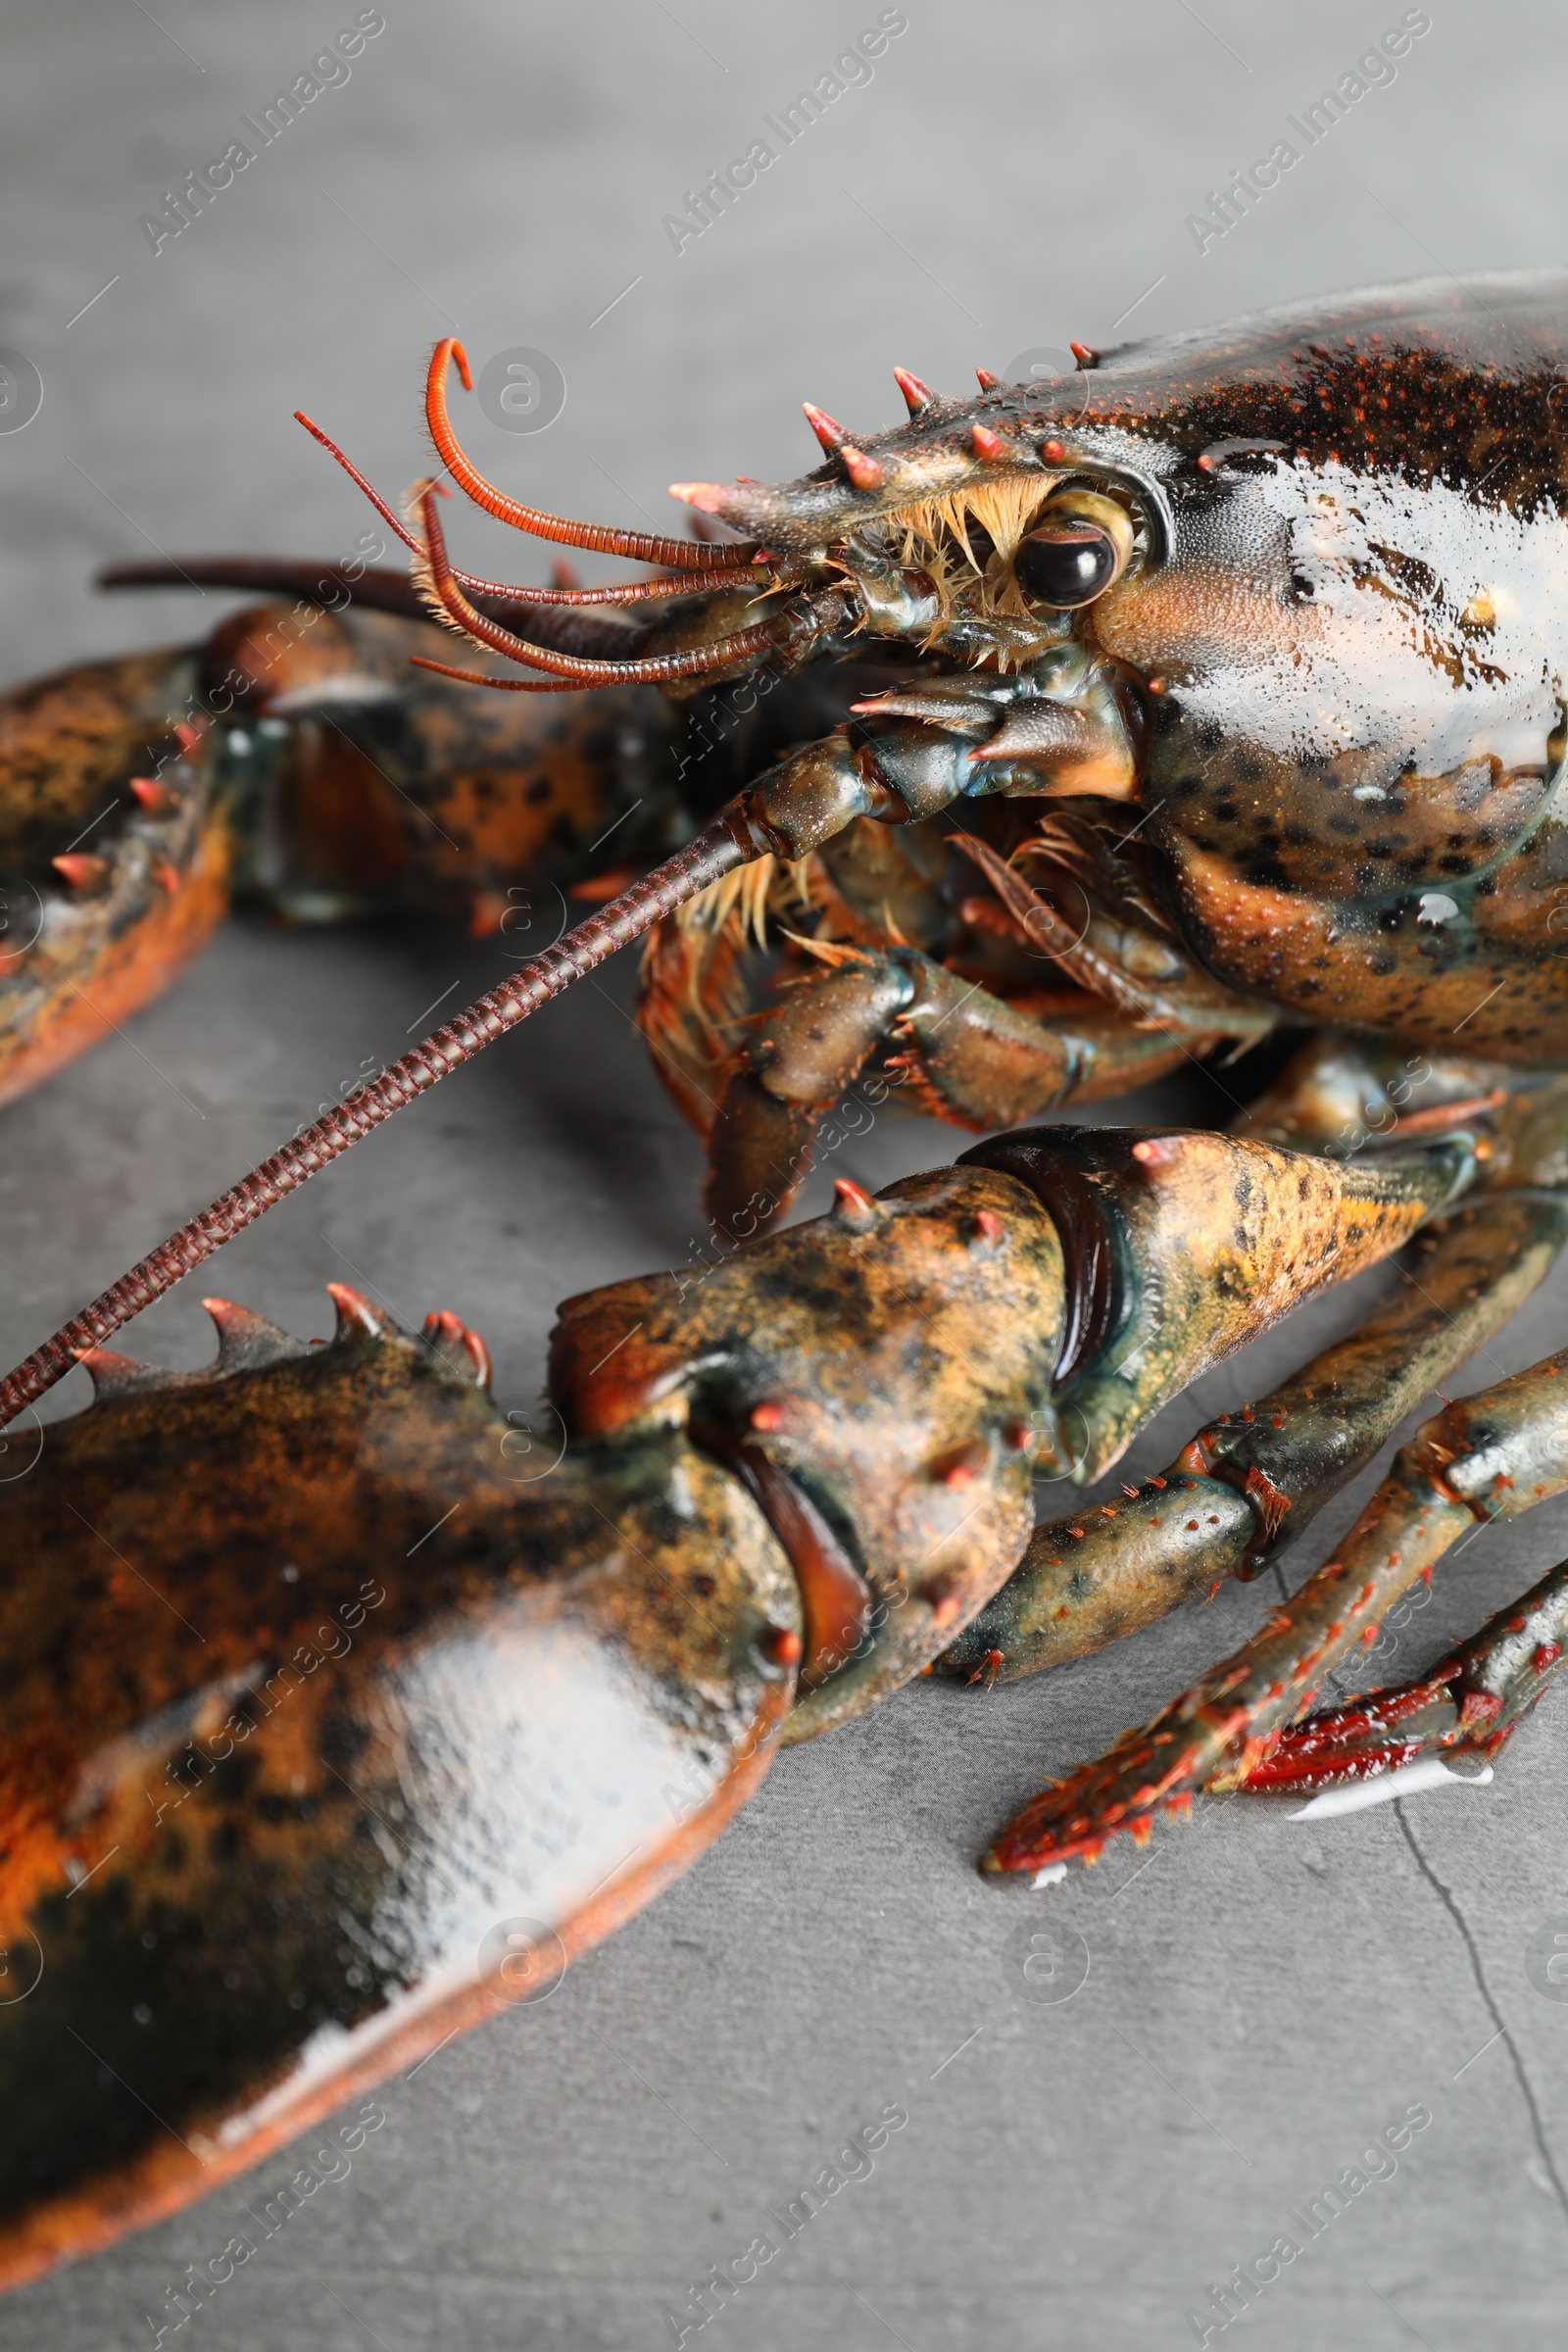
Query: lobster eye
1013,525,1119,609
1012,489,1136,612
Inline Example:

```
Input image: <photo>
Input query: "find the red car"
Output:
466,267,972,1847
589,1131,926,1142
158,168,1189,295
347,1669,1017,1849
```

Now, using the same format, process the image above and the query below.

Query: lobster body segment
963,1123,1474,1481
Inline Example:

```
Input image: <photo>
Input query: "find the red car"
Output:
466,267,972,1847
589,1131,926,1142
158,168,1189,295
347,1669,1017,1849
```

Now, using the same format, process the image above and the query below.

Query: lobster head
308,282,1566,884
665,276,1567,813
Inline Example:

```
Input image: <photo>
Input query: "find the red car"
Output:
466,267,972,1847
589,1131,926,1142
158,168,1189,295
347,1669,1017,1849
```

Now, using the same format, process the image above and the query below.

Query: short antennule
289,414,757,612
415,488,794,692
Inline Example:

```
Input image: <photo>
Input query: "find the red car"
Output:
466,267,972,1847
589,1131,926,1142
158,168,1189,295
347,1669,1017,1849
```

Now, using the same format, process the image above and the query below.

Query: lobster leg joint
730,726,910,860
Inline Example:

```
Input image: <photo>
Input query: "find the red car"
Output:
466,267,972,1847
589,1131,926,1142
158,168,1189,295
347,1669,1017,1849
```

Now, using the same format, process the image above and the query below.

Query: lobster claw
0,1298,797,2289
0,647,233,1112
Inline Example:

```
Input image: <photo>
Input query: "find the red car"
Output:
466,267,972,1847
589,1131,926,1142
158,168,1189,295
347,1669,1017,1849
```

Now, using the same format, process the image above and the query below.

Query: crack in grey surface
1396,1800,1568,2228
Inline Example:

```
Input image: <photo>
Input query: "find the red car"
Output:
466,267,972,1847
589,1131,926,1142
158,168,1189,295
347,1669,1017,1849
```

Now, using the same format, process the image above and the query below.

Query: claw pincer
0,1168,1061,2279
0,1118,1475,2278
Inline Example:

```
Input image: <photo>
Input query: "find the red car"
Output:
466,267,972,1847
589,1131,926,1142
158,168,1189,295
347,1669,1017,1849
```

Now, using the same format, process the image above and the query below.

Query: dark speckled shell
656,273,1568,1060
1066,274,1568,1059
0,1303,794,2290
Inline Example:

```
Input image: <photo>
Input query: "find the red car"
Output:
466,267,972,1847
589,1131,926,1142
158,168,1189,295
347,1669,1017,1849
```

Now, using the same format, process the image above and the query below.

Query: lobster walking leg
703,945,1212,1238
940,1189,1568,1682
1226,1556,1568,1793
985,1347,1568,1872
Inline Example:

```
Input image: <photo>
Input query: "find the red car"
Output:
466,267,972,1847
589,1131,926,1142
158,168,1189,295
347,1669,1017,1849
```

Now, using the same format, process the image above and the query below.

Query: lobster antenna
98,558,670,676
99,551,755,613
0,822,749,1430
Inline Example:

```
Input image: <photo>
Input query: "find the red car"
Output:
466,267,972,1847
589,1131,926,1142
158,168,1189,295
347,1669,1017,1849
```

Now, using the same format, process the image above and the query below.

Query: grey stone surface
3,1,1568,2344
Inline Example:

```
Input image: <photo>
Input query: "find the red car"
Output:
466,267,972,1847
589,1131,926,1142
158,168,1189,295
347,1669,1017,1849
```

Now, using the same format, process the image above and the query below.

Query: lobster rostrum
8,272,1568,2282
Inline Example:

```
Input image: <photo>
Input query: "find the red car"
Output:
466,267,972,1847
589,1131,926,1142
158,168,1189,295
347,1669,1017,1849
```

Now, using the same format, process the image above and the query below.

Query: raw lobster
5,270,1568,2285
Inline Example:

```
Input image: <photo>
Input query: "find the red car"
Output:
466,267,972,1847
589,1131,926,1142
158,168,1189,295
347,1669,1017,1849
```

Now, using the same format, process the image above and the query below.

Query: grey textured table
4,4,1568,2345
